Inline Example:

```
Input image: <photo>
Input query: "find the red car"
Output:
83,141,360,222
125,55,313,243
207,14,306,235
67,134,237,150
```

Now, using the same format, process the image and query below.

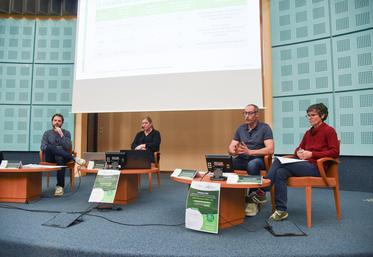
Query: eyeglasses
305,113,318,118
243,111,257,116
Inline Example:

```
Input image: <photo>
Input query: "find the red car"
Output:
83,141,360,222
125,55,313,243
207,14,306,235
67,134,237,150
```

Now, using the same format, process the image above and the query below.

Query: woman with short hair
263,103,340,221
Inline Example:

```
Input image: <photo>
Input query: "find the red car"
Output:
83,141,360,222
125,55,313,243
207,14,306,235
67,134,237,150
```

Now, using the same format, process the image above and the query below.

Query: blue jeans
44,144,74,187
232,155,264,175
233,156,265,195
264,157,319,211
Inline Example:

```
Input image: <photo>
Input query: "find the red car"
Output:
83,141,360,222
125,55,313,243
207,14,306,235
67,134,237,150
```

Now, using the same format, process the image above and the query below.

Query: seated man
228,104,274,216
40,113,86,196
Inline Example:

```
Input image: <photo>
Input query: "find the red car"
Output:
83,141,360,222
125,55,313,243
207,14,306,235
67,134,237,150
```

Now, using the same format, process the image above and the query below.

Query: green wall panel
271,0,330,46
34,19,76,63
0,18,35,63
0,63,32,104
335,90,373,155
0,18,76,151
331,0,373,36
272,39,333,96
29,105,74,151
32,64,74,104
0,105,30,150
273,94,334,154
333,29,373,91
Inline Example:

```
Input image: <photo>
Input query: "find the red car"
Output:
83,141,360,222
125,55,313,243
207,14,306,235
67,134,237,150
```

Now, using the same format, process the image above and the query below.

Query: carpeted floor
0,173,372,257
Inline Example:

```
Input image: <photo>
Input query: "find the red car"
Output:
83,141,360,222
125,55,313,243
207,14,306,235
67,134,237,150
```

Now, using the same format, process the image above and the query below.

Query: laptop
120,150,151,169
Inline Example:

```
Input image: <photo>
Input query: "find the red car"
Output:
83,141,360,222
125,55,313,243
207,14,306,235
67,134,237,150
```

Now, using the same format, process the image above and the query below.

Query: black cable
0,202,96,215
199,171,210,181
0,203,184,227
0,204,61,214
85,213,185,227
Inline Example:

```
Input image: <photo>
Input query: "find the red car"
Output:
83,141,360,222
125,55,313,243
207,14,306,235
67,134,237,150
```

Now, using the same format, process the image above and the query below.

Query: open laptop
120,150,151,169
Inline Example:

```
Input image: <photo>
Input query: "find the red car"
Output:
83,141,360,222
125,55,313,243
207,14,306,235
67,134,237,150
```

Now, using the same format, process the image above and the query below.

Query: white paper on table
277,156,306,164
225,173,239,184
22,164,66,168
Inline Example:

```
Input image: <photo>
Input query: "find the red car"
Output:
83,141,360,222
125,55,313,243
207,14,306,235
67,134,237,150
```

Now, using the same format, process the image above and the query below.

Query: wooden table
0,167,60,203
171,172,271,229
81,164,159,204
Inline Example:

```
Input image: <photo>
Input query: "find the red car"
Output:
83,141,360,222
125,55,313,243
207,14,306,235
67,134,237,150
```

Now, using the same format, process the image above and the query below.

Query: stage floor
0,173,372,257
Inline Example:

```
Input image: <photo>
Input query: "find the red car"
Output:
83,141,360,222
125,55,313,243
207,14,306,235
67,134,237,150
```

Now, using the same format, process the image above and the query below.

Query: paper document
277,157,306,164
22,164,66,168
225,173,239,184
171,168,197,180
226,174,263,184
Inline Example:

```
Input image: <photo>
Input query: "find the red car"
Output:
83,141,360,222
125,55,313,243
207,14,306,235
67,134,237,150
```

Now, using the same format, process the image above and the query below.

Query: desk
0,167,60,203
171,172,271,229
81,164,159,204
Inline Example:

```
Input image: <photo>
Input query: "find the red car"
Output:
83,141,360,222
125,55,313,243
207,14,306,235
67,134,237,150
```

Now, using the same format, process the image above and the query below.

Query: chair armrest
316,157,339,186
263,154,272,171
153,151,161,167
39,150,44,162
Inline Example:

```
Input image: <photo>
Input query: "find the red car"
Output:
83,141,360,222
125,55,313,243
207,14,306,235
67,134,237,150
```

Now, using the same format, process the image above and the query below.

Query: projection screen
72,0,262,113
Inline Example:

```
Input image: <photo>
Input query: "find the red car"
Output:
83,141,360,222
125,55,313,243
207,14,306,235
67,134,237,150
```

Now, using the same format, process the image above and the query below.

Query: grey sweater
40,128,72,151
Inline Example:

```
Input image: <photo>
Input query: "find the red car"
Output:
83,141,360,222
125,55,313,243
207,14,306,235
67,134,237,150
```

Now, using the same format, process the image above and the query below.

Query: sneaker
75,157,86,166
54,186,64,196
269,210,288,221
250,189,267,204
245,202,258,217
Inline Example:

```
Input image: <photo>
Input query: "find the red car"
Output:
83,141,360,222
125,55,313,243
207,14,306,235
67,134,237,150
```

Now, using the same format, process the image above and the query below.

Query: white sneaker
245,202,258,217
75,157,86,166
54,186,64,196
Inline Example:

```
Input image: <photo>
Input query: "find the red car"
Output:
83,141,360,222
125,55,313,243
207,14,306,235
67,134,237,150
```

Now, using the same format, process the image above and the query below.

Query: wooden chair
280,156,341,228
39,149,76,191
138,151,161,192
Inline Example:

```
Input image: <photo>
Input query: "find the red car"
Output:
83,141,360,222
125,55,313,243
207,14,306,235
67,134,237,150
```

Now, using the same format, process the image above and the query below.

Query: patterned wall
271,0,373,155
0,18,75,151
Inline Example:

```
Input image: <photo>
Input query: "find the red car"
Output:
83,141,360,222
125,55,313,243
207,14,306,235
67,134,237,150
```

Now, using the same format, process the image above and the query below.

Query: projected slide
73,0,262,113
77,0,260,79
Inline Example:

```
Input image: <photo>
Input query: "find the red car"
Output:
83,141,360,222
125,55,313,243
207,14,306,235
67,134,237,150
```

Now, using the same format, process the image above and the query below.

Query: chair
280,157,341,228
138,151,161,192
39,148,76,192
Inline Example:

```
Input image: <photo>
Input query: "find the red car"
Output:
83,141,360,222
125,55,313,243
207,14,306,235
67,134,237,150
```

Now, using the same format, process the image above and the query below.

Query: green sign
185,181,220,234
89,170,120,203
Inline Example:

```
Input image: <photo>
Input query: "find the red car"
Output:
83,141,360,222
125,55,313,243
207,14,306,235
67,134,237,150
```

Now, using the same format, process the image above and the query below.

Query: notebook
120,150,151,169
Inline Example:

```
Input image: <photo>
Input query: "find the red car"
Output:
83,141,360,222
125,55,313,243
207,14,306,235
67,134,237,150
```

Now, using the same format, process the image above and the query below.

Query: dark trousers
44,144,73,188
264,157,319,211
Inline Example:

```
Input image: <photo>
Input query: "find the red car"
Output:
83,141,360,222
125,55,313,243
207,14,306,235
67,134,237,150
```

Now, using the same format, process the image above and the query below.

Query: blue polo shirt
233,122,273,152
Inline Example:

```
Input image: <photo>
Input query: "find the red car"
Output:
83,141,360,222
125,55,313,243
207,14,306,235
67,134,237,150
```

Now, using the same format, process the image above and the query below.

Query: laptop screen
120,150,151,169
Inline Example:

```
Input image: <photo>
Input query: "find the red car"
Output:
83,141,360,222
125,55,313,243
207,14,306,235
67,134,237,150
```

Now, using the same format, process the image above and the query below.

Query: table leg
219,188,246,229
114,174,139,204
